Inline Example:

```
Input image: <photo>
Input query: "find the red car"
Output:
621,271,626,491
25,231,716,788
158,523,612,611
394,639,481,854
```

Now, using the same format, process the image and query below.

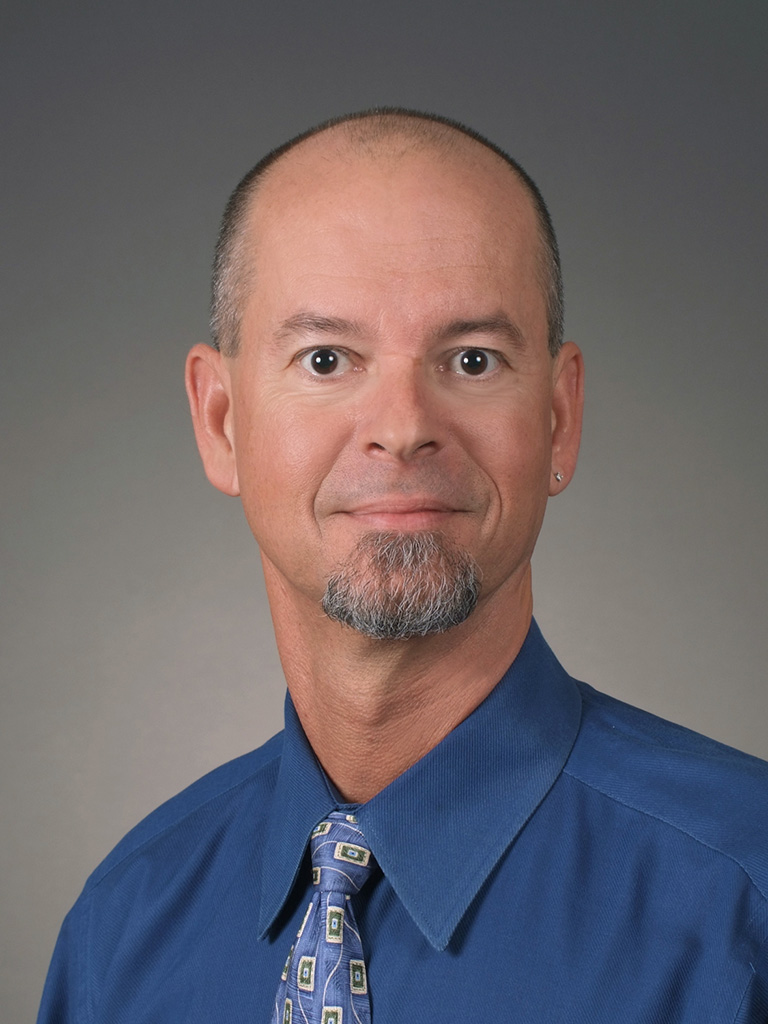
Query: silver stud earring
554,471,563,483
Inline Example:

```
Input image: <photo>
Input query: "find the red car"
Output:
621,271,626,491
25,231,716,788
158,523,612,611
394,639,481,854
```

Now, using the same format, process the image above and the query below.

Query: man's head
210,109,564,360
186,111,583,643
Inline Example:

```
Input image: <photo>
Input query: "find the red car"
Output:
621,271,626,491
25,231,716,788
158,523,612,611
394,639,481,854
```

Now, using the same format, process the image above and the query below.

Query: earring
554,471,563,483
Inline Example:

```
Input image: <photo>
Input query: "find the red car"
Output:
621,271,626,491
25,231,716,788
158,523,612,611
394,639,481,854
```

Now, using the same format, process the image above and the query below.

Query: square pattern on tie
334,843,370,866
349,960,367,994
297,956,315,992
326,905,344,943
274,812,375,1024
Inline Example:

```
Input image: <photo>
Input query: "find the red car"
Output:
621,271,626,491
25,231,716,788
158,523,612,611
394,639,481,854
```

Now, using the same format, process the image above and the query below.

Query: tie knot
309,812,376,895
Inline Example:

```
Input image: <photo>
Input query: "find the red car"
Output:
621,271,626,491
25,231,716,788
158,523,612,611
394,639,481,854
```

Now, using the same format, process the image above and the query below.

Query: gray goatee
322,531,481,640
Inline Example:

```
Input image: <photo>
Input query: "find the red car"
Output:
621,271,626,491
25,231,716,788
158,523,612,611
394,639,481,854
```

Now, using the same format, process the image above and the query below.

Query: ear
185,344,240,496
549,341,584,496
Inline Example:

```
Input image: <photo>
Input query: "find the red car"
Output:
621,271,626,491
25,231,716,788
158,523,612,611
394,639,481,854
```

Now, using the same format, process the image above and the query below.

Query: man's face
215,138,579,625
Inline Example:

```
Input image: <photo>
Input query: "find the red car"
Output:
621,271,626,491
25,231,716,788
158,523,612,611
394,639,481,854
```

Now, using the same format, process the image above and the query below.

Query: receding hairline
210,109,564,357
249,111,530,189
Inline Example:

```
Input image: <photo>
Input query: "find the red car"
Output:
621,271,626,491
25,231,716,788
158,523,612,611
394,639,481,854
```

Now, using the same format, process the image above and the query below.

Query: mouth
341,498,464,531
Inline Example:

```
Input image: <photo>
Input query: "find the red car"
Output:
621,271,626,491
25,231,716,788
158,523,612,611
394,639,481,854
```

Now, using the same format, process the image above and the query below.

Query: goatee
322,531,481,640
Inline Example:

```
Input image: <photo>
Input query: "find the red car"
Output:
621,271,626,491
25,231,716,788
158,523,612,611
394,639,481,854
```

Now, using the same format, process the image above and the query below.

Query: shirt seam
731,931,768,1023
83,747,282,897
563,765,768,905
732,962,756,1024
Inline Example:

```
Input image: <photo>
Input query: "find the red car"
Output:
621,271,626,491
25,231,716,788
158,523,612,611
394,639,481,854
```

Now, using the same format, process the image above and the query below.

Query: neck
264,559,533,803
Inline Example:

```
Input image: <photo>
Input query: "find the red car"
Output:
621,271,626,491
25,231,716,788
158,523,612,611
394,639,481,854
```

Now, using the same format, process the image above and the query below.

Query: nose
358,358,442,462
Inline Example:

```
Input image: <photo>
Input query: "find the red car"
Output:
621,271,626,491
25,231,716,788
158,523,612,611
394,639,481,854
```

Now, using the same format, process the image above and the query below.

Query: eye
448,348,500,376
298,347,351,376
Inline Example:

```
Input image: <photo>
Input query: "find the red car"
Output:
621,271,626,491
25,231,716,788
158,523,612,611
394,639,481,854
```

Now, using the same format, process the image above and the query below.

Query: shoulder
82,730,284,896
565,681,768,898
37,733,287,1022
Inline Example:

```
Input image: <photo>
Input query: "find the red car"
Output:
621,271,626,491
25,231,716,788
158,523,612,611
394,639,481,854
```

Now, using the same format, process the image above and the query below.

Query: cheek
232,398,343,523
483,403,552,484
477,408,553,545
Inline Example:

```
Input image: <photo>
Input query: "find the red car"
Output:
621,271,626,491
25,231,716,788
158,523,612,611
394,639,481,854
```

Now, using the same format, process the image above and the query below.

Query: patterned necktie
274,811,376,1024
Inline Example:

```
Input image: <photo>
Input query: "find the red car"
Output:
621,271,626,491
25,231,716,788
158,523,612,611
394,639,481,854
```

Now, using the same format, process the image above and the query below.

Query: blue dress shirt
38,622,768,1022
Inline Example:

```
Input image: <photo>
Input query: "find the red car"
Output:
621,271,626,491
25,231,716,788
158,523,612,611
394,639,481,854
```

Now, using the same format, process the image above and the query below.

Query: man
38,110,768,1022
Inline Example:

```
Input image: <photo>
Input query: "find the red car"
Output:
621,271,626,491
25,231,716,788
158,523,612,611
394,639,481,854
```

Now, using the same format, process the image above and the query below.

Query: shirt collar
258,619,582,950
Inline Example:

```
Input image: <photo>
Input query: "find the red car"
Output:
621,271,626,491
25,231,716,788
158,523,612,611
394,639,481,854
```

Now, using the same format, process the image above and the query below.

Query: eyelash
296,347,355,376
443,348,502,377
296,346,503,378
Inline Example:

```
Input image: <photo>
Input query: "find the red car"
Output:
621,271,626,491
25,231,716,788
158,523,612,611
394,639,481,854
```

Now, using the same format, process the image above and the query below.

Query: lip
344,498,458,515
338,498,464,532
346,510,458,531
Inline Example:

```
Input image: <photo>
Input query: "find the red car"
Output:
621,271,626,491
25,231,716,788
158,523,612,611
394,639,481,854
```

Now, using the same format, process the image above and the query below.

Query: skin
186,129,584,802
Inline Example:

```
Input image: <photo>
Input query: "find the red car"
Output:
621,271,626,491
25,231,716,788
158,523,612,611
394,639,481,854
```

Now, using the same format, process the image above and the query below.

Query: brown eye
298,348,353,376
459,349,489,375
449,348,501,376
308,349,339,374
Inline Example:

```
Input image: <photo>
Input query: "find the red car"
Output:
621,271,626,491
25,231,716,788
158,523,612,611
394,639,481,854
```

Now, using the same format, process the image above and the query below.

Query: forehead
252,130,539,252
239,132,546,330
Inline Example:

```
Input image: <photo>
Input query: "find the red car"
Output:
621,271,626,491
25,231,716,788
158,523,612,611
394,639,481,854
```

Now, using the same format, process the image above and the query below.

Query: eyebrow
432,314,526,351
275,313,363,339
273,310,527,350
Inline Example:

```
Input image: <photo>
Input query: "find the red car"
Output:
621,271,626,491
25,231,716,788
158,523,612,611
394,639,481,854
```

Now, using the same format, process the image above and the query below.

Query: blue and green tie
274,812,376,1024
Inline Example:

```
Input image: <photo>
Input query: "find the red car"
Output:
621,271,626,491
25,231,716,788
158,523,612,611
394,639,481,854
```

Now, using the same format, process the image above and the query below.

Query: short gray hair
210,108,564,359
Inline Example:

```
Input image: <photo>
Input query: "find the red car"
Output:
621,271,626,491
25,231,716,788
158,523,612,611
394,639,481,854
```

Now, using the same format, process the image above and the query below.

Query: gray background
2,1,766,1019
